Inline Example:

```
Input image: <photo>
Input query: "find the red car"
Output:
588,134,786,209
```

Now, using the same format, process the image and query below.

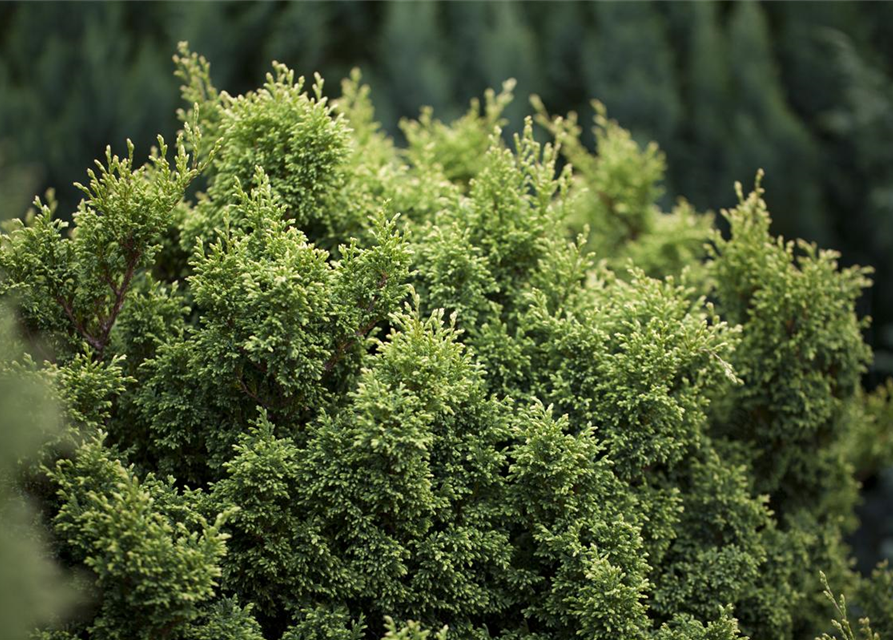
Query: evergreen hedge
1,46,892,640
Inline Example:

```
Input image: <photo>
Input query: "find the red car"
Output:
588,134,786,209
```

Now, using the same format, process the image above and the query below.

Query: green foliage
179,54,352,250
400,79,515,189
533,98,713,281
0,308,74,640
184,598,264,640
377,618,446,640
846,381,893,480
4,1,893,381
857,562,893,640
0,45,890,640
710,175,871,510
708,175,875,636
0,134,199,359
818,572,880,640
50,435,230,640
653,607,744,640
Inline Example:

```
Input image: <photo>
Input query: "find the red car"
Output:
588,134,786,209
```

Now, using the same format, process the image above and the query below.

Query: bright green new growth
1,44,891,640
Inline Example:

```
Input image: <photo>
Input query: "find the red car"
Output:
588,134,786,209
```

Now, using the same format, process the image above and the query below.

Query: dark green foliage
708,176,875,636
710,176,871,511
50,436,229,640
848,381,893,479
1,45,891,640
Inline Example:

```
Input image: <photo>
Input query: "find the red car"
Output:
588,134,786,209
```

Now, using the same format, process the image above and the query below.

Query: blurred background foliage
1,1,892,570
0,305,75,639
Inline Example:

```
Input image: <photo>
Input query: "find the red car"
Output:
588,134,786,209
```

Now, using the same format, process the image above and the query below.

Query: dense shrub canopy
1,46,892,640
4,1,893,383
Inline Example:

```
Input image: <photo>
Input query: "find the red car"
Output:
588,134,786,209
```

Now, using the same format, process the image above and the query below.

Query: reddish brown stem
323,272,388,373
323,316,381,373
56,295,104,352
238,374,270,410
56,250,140,360
95,256,138,353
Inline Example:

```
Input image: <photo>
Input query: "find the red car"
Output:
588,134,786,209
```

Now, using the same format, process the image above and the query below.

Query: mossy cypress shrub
1,46,892,640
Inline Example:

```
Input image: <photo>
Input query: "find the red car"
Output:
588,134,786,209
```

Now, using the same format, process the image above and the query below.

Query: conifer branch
55,294,104,353
323,272,388,373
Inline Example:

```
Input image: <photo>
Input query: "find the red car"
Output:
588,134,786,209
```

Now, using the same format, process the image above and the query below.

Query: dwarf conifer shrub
2,45,892,640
